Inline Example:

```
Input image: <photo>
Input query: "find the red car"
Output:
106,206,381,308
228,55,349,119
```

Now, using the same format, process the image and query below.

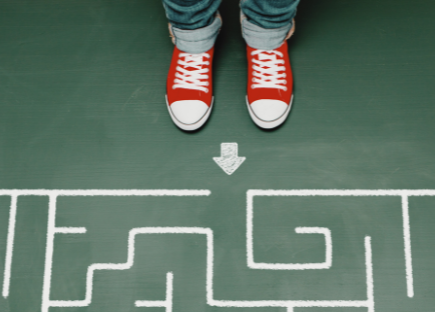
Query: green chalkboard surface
1,0,435,311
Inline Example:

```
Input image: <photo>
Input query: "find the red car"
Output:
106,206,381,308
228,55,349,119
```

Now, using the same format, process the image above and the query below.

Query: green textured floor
1,0,435,311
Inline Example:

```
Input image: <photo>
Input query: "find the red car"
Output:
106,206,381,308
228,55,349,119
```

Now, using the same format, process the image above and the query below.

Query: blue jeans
162,0,300,53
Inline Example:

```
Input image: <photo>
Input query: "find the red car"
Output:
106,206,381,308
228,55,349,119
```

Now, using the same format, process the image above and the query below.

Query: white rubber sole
166,95,214,131
246,95,293,129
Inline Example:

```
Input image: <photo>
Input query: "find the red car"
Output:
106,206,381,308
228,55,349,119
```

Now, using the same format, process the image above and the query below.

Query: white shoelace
173,52,210,93
251,50,287,91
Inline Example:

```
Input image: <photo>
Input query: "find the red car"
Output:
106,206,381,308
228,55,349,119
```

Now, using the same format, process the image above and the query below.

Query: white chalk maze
2,189,435,311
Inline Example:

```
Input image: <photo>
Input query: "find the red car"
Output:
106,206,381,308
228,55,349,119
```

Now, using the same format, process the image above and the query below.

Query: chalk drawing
247,191,333,269
248,226,332,270
247,190,435,299
0,189,211,197
365,237,374,312
401,195,414,298
0,188,432,307
2,195,17,298
54,227,87,234
35,189,372,311
42,226,374,311
37,190,210,312
213,143,246,175
135,272,173,311
0,190,209,302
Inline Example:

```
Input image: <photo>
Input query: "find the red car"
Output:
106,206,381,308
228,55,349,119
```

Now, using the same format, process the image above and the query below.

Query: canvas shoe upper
166,46,214,131
246,41,294,129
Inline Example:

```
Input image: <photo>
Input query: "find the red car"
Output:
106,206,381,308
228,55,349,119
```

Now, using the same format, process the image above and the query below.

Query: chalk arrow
213,143,246,175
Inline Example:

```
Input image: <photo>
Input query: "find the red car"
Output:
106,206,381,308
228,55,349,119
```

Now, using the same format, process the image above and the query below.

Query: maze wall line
2,195,17,298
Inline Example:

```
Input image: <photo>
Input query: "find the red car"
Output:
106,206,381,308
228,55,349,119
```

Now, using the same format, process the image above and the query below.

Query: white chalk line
0,189,211,197
365,237,375,312
2,195,17,298
42,195,57,312
44,227,374,310
135,271,173,311
54,227,87,234
247,190,435,197
402,196,414,298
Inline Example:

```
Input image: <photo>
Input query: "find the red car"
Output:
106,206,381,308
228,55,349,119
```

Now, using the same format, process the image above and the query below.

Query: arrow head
213,143,246,175
213,156,246,175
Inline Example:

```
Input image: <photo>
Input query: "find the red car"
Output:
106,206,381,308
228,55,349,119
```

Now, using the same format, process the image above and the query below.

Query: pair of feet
166,41,293,131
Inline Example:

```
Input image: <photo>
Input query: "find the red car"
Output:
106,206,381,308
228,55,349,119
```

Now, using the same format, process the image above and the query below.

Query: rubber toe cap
169,100,209,125
250,99,289,122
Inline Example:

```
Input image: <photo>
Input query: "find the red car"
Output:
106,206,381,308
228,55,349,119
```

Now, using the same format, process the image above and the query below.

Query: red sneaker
166,46,214,131
246,41,293,129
